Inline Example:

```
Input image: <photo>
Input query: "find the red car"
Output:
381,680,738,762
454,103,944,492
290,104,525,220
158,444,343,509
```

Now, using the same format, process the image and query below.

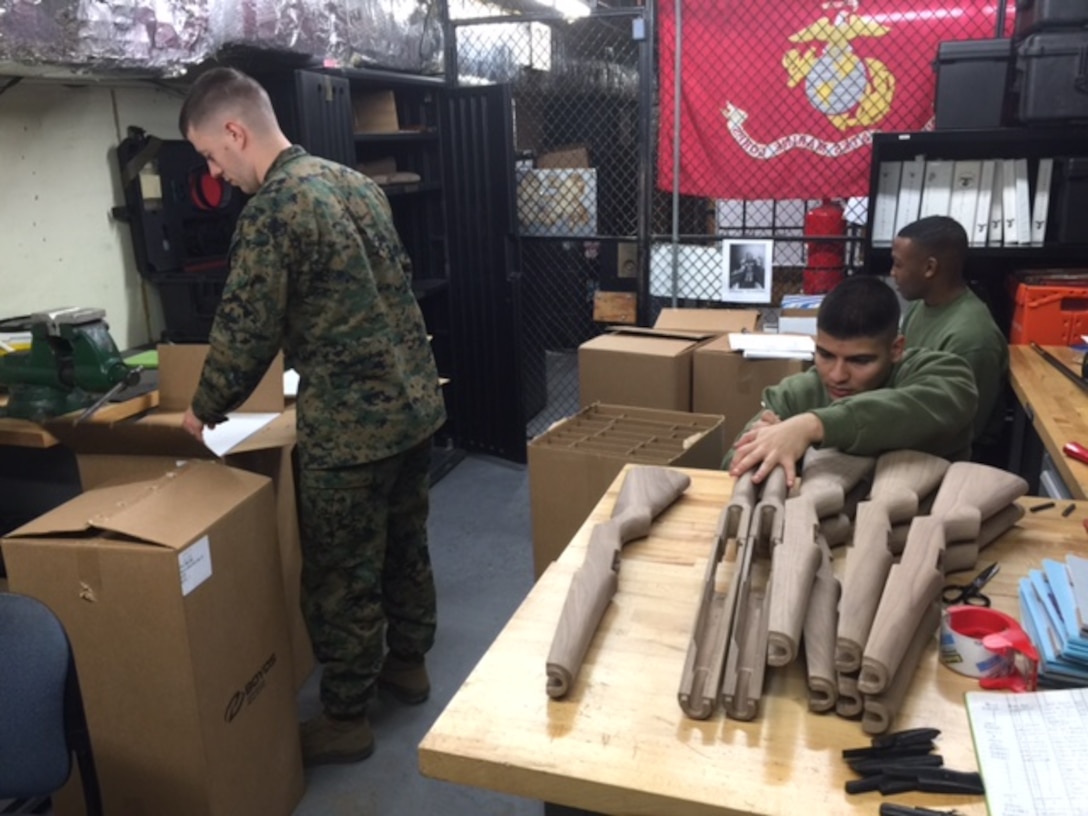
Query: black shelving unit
354,131,440,144
311,68,527,462
864,128,1088,275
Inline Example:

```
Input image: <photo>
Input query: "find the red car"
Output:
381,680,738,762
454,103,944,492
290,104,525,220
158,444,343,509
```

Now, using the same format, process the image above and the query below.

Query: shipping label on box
517,168,597,236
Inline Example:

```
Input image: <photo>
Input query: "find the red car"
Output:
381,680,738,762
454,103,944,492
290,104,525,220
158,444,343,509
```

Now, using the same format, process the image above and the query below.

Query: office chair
0,592,103,816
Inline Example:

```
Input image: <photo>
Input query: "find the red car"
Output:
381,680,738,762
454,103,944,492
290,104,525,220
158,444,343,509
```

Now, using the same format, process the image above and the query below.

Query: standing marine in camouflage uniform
178,67,446,766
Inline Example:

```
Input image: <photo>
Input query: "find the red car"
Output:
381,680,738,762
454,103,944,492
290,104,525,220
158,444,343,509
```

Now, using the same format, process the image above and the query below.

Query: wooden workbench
419,466,1088,816
1009,344,1088,499
0,391,159,448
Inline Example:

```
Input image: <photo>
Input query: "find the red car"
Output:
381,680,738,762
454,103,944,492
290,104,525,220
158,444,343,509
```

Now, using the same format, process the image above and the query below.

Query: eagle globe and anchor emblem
723,0,896,159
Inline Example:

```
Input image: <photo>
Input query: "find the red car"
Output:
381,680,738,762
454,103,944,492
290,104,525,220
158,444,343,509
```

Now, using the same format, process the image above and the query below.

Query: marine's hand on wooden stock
729,412,824,488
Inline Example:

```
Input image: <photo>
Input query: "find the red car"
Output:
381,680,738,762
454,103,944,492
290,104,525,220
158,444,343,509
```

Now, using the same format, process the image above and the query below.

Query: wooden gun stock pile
546,454,1027,735
678,450,1027,733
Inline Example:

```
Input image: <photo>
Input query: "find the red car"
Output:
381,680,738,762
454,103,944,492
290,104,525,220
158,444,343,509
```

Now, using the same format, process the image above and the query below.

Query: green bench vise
0,307,140,422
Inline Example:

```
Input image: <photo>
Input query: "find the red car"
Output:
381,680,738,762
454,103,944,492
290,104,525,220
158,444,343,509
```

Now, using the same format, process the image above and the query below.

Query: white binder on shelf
919,160,954,218
972,160,996,247
871,161,902,245
988,160,1004,247
1031,157,1054,246
949,160,982,236
1002,158,1019,245
892,157,925,238
1014,158,1032,246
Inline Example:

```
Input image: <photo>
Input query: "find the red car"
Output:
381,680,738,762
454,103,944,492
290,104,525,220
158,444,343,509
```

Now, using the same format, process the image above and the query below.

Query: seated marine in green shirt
891,215,1009,464
724,275,978,488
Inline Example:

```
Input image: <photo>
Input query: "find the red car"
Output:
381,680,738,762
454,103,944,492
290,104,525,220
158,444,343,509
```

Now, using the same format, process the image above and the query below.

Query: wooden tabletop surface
1009,344,1088,499
0,390,159,448
419,466,1088,816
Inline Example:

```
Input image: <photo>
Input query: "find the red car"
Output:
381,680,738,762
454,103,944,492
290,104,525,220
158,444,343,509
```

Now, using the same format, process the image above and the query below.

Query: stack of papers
726,332,815,361
1018,555,1088,688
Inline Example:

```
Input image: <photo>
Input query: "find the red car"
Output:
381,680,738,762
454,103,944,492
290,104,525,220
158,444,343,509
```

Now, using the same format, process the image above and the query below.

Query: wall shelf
354,130,439,144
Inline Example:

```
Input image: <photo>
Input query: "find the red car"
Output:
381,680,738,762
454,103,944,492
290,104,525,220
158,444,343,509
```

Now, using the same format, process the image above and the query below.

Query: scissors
941,562,999,607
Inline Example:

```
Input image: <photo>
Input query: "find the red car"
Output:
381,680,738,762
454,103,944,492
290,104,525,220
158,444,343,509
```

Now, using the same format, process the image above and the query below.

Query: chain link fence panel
449,0,1010,439
452,5,644,436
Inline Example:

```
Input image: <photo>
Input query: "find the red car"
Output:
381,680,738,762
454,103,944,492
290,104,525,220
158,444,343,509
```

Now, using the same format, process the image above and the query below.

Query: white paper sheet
203,412,279,458
727,333,814,357
967,688,1088,816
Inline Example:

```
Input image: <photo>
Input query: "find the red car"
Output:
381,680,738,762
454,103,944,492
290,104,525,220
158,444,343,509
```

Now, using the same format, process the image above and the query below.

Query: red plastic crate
1010,280,1088,345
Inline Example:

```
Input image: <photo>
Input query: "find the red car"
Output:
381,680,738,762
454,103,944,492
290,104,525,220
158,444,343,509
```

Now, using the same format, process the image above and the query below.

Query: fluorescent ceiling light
550,0,592,20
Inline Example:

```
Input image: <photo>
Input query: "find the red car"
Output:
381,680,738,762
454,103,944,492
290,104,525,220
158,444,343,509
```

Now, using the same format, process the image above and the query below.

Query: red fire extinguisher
803,198,846,294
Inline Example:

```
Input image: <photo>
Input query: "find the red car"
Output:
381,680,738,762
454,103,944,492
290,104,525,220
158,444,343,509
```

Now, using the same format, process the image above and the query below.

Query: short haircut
178,67,275,136
817,276,900,341
896,215,968,273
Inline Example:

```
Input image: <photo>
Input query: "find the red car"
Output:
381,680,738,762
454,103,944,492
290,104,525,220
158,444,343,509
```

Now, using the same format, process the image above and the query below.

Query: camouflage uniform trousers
297,437,436,719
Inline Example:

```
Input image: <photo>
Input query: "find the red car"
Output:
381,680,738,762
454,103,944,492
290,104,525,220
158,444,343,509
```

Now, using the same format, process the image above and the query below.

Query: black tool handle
879,805,957,816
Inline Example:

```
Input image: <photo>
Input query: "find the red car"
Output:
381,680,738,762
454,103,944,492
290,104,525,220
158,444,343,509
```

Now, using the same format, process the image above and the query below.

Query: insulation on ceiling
0,0,442,75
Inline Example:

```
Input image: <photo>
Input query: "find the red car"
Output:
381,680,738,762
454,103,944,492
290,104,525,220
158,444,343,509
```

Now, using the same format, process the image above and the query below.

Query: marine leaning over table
725,275,979,487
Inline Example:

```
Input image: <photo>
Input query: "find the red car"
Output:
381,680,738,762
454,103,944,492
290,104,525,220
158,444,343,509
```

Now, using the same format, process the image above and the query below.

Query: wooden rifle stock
546,466,691,698
836,451,949,673
721,467,787,721
860,463,1027,695
767,448,874,667
678,474,756,719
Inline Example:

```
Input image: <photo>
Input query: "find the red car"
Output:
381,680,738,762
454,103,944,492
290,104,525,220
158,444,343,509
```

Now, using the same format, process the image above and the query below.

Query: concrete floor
293,453,544,816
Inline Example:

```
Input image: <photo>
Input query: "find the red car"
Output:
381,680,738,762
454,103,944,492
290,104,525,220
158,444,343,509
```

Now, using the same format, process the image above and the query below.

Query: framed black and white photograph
721,239,773,304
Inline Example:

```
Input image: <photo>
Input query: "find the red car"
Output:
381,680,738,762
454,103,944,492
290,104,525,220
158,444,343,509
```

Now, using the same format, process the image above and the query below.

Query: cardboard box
579,333,699,411
45,345,314,690
516,168,597,236
592,291,637,325
693,333,809,448
528,404,725,577
537,144,590,169
578,308,760,412
352,90,400,134
1,463,304,816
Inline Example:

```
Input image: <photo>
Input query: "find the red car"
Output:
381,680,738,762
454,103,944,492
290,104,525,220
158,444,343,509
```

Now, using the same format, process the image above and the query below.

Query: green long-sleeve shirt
901,289,1008,445
192,146,446,468
723,347,978,467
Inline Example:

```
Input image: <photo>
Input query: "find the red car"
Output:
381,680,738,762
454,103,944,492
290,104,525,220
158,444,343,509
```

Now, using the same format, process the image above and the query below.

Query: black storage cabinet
934,39,1016,129
1018,30,1088,122
1053,157,1088,242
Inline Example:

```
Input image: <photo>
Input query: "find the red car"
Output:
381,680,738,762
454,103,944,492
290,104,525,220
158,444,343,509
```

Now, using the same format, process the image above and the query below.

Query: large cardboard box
528,403,725,578
516,167,598,236
1,463,304,816
45,345,314,690
693,334,809,449
352,89,399,134
578,308,760,412
537,144,590,169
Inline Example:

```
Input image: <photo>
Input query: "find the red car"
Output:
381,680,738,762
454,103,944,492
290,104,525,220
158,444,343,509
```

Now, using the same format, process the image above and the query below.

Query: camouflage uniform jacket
192,146,446,468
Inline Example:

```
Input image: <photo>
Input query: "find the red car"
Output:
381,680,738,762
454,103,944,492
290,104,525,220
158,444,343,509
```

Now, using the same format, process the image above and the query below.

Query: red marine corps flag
657,0,1003,200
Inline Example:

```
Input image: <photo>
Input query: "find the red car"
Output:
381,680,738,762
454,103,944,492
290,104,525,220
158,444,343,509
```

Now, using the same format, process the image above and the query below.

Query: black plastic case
1017,31,1088,122
934,39,1016,129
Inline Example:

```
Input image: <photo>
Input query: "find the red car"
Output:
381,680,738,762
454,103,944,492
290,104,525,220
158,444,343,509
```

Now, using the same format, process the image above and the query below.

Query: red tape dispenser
939,606,1039,692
